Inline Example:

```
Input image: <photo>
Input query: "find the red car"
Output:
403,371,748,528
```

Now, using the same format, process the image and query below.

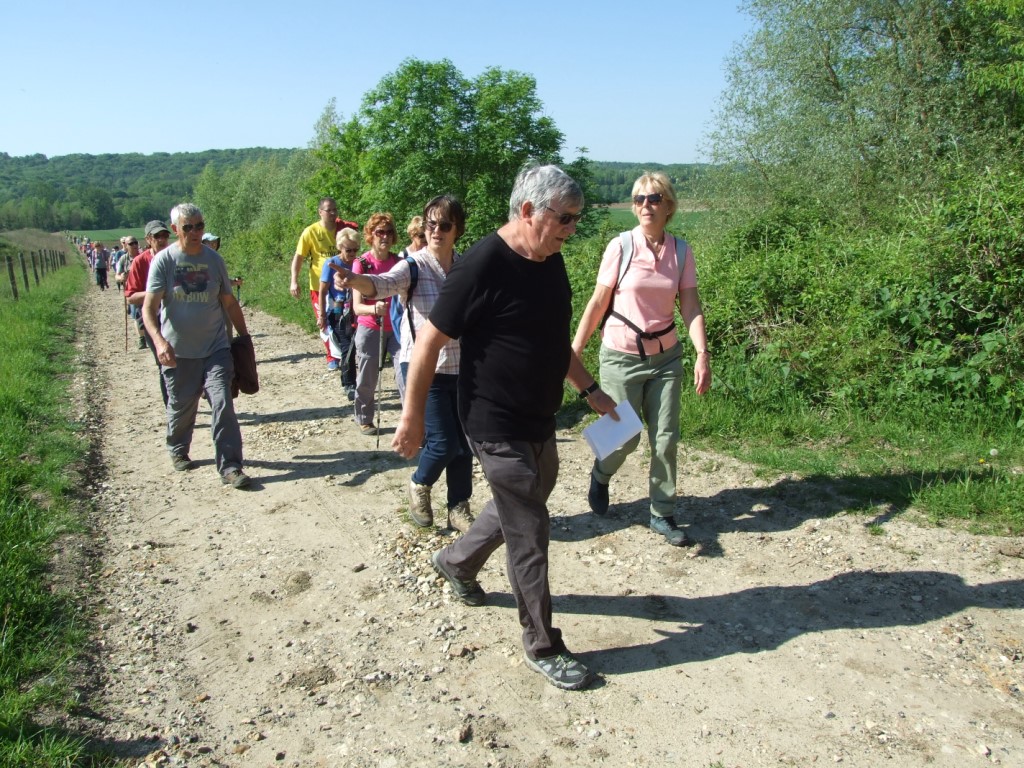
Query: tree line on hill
0,148,295,231
0,144,696,233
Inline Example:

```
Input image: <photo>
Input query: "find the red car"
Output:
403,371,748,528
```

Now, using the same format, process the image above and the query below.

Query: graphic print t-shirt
146,242,231,358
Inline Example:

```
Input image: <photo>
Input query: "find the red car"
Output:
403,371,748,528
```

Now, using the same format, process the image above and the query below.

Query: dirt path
65,283,1024,767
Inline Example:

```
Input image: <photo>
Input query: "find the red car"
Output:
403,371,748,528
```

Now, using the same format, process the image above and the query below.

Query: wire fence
0,247,71,301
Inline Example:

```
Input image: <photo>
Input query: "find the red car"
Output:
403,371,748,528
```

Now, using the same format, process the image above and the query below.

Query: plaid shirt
364,248,461,374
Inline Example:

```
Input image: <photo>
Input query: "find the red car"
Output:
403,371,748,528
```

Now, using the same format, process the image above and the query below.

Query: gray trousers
436,436,566,659
353,324,399,427
163,346,243,476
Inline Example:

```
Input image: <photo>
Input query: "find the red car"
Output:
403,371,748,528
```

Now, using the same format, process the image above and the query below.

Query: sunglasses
373,228,395,238
543,206,584,225
127,240,138,246
180,221,206,233
342,247,358,254
633,193,664,206
425,220,454,233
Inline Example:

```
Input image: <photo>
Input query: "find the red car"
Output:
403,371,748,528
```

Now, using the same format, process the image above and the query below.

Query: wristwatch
578,381,600,399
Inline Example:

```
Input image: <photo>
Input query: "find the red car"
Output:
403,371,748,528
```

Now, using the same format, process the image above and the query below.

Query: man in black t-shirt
394,165,616,691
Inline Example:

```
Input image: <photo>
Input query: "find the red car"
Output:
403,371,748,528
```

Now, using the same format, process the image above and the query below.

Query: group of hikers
91,163,711,691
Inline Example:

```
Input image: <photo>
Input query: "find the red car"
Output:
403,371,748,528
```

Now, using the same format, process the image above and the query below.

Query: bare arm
289,253,304,298
327,263,377,298
220,292,248,336
571,283,613,357
679,286,711,395
565,349,618,418
142,290,176,367
392,321,448,458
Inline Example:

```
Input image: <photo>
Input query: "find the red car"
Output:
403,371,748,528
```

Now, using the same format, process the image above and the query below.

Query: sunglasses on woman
633,193,663,206
425,219,454,233
373,228,395,238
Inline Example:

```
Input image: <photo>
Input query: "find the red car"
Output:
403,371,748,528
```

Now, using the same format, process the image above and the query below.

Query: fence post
31,252,40,285
19,252,29,292
6,255,19,300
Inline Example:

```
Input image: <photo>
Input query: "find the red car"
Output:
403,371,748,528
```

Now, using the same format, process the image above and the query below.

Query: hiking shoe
430,551,485,606
523,652,595,691
138,336,147,349
447,500,474,534
222,469,251,489
359,424,377,436
327,360,339,371
346,388,356,402
171,454,194,472
408,480,433,527
588,471,609,515
649,515,691,547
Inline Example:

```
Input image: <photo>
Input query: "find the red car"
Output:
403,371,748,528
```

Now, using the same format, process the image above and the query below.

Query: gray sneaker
430,551,485,606
649,515,691,547
408,480,433,527
222,468,251,489
447,500,474,534
171,454,194,472
523,652,595,690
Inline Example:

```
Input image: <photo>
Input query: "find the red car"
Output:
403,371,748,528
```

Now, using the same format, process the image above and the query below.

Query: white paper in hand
583,401,643,461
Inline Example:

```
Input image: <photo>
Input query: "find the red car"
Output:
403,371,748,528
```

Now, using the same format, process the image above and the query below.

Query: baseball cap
145,220,171,236
202,232,220,243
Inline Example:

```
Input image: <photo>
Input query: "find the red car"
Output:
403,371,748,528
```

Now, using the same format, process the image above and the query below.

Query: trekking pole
375,313,386,451
123,291,128,352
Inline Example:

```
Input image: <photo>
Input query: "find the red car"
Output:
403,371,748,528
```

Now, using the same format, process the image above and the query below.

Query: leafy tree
310,58,581,242
704,0,1021,227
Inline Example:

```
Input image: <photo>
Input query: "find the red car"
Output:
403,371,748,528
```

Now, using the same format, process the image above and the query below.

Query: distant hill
0,148,298,231
0,150,706,232
590,161,710,203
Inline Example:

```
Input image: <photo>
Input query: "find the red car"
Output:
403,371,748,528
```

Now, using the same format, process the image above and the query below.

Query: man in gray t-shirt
143,202,252,489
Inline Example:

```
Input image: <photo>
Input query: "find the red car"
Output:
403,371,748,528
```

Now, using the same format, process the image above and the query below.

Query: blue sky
0,1,752,164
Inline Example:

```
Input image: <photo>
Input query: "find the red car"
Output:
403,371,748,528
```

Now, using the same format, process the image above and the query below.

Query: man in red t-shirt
124,219,173,405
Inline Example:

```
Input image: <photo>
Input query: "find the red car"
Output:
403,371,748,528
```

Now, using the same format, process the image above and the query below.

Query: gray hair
169,205,180,226
175,202,202,222
336,227,360,248
508,163,582,221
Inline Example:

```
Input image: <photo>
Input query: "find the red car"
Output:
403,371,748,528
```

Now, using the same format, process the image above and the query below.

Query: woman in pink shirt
351,213,401,435
572,172,712,546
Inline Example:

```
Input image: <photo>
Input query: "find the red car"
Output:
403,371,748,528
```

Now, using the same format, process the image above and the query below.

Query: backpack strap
403,253,419,342
600,231,635,330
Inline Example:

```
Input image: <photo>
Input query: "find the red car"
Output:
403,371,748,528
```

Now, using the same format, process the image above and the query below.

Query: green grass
0,231,96,765
676,389,1023,534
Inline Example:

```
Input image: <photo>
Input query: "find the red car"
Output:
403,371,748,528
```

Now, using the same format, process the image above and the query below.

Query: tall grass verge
0,242,93,765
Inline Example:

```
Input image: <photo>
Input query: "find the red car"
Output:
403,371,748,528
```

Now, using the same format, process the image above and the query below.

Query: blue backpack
388,250,419,343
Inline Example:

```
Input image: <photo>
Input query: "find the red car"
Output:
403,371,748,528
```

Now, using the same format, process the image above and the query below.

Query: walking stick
123,291,129,352
375,313,386,451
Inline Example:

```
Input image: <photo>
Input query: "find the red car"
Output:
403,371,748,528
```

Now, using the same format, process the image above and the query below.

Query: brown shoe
408,480,433,527
447,500,474,534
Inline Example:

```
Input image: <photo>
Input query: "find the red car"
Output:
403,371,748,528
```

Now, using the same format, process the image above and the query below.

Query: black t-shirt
429,231,572,442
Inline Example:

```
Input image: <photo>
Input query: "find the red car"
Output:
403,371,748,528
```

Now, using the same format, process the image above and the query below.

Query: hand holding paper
583,401,643,461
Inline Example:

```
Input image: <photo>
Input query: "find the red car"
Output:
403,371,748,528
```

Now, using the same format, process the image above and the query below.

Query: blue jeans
401,365,472,507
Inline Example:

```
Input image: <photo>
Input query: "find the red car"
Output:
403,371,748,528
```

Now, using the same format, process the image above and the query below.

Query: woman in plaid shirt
332,195,473,533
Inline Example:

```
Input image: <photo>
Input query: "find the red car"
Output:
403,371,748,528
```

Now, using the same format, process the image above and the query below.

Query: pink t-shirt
597,226,698,356
352,251,399,331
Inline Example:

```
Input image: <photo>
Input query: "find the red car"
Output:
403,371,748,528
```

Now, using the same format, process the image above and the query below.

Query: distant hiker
125,221,173,402
317,228,360,395
142,203,252,490
394,165,615,691
291,197,342,370
93,242,110,290
572,171,711,547
350,213,400,436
